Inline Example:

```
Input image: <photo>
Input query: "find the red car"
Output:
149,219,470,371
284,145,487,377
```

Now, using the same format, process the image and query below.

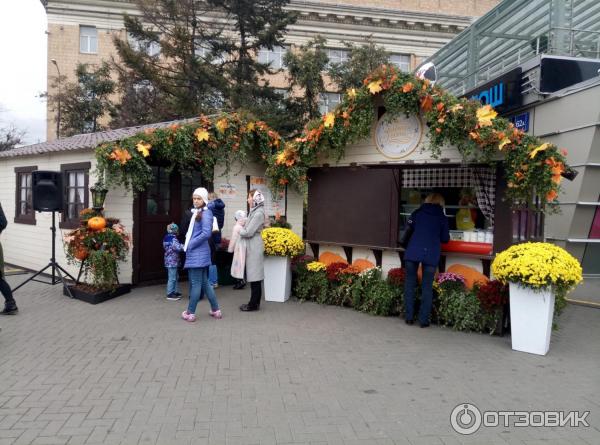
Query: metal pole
51,59,61,139
51,211,56,284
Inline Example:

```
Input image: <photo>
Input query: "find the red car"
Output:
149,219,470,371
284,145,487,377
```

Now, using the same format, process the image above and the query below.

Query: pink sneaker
181,311,196,322
209,309,223,319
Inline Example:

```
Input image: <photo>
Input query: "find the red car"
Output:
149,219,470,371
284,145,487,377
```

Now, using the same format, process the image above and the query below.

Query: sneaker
166,293,181,301
181,311,196,322
174,292,183,297
0,305,18,315
209,309,222,319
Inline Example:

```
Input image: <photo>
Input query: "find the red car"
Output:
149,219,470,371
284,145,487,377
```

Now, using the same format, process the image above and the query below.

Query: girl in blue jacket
403,193,450,327
181,188,222,322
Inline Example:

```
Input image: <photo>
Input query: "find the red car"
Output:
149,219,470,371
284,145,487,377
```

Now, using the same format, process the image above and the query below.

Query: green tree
212,0,296,110
328,37,390,91
283,36,329,122
112,0,226,122
44,63,116,137
112,0,296,131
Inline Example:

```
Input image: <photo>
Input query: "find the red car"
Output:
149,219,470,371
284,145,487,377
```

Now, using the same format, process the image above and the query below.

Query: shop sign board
374,114,423,159
464,67,523,114
510,112,530,132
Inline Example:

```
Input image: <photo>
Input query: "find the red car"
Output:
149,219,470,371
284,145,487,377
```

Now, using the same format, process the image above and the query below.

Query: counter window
399,167,496,244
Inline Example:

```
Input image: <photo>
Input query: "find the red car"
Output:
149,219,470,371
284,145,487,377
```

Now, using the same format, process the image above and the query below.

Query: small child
207,192,225,288
228,210,247,290
163,223,183,301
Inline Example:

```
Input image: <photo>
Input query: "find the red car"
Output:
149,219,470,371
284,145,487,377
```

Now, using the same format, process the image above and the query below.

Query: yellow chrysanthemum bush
261,227,304,257
306,261,326,272
492,242,582,315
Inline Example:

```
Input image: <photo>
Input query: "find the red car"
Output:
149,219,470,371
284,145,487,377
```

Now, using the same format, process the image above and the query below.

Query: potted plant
261,227,304,302
63,208,131,304
492,242,583,355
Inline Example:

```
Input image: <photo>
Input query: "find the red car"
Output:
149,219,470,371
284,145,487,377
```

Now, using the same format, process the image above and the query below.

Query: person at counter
403,193,450,328
455,189,477,231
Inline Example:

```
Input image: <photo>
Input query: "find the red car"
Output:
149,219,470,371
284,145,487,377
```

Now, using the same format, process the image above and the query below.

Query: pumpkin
74,247,88,261
447,264,489,290
318,251,348,266
87,216,107,231
352,259,375,272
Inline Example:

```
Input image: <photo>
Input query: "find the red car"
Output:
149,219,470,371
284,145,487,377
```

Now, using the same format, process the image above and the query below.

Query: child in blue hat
163,222,183,300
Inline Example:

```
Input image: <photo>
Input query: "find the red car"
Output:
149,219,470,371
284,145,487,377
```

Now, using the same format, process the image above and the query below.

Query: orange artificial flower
436,102,445,112
109,147,132,165
216,118,229,133
402,82,414,93
420,95,433,112
546,189,558,202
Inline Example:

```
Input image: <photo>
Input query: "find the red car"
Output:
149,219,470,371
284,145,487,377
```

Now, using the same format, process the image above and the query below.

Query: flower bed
291,260,516,334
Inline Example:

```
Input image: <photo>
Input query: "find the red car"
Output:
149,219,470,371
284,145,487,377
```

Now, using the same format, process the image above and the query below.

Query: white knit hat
192,187,209,204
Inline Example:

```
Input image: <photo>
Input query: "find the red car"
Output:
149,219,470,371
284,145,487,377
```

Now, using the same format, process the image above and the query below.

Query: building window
14,166,37,225
390,54,411,72
60,162,90,229
128,34,161,57
194,40,226,64
327,48,349,67
258,46,286,69
319,92,341,115
79,26,98,54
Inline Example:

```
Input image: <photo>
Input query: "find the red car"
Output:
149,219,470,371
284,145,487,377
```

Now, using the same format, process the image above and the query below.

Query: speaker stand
11,211,77,298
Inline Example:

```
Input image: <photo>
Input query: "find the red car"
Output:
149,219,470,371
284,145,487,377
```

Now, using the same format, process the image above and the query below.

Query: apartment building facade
41,0,498,140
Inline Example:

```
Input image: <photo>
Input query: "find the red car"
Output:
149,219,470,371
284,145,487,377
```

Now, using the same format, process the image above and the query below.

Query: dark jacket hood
420,203,445,215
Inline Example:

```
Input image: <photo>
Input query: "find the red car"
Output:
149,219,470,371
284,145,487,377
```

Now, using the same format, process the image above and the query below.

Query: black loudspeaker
32,170,63,212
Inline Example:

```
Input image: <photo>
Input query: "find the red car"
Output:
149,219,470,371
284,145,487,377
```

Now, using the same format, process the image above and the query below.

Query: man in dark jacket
0,203,18,315
403,193,450,327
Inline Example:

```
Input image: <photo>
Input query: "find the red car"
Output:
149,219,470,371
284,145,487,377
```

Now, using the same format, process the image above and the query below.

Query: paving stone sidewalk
0,274,599,445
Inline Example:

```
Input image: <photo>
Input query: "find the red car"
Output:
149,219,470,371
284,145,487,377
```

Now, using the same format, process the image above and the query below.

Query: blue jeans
208,264,218,286
166,267,179,295
187,267,219,314
404,260,437,325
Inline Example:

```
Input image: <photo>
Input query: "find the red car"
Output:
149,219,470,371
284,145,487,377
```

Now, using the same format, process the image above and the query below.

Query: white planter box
264,256,292,302
509,282,555,355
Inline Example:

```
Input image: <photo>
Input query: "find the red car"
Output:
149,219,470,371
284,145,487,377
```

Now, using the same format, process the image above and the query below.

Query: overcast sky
0,0,47,145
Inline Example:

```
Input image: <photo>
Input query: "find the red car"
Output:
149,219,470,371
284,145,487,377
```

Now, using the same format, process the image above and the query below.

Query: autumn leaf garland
95,64,570,211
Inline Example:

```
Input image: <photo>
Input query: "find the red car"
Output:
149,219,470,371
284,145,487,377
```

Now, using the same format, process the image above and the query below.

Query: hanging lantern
90,183,108,211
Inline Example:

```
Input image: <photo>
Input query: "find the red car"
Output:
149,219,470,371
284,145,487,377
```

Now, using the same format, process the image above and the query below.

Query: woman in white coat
239,190,266,311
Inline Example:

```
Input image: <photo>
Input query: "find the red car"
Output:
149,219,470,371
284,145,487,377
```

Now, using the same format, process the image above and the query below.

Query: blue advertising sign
463,67,523,114
510,112,530,132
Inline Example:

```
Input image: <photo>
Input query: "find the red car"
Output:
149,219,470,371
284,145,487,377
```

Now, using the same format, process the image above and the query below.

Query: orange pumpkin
74,247,88,261
87,216,107,231
318,251,348,266
351,259,375,272
447,264,489,290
